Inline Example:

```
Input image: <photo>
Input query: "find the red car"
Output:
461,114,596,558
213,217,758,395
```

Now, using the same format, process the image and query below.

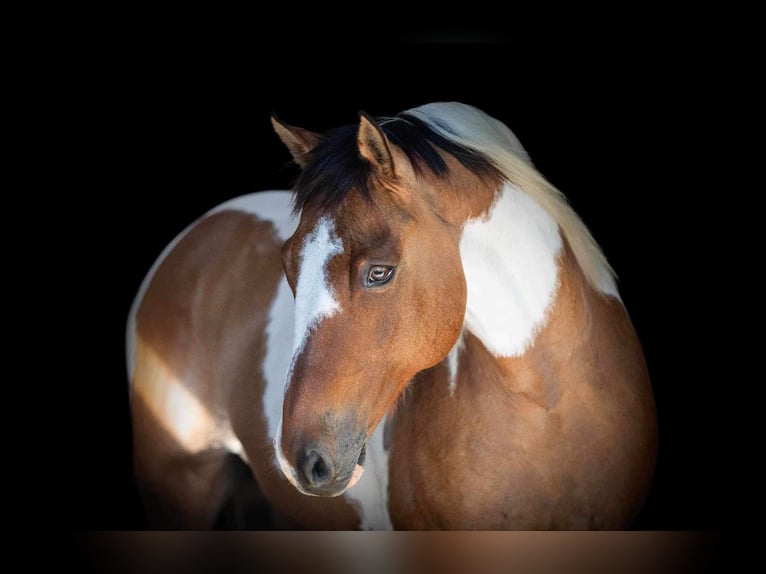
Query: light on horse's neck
459,182,563,359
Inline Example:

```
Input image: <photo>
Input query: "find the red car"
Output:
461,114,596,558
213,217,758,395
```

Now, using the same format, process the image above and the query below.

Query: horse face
277,182,466,497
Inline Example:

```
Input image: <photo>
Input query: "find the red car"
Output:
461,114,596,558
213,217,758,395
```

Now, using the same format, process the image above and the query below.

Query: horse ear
357,112,395,177
271,114,322,168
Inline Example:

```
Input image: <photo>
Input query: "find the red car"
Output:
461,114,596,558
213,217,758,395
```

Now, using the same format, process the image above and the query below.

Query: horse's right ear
270,114,322,168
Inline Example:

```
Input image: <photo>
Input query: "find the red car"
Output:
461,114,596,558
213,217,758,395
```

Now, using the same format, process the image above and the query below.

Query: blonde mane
405,102,618,296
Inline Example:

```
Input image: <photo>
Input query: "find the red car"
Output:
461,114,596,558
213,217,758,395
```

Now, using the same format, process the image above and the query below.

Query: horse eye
365,265,395,287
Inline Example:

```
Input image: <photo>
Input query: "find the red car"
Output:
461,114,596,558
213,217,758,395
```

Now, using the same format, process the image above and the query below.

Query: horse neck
449,181,599,406
459,181,563,358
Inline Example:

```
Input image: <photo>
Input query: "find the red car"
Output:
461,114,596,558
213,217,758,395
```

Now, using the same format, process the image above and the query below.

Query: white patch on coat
263,277,297,471
126,190,295,385
343,422,393,530
406,102,619,301
207,190,296,241
212,191,299,463
446,330,465,395
460,182,563,357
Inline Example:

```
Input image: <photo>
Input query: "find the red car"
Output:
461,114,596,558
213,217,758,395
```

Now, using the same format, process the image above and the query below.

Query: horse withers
127,102,657,529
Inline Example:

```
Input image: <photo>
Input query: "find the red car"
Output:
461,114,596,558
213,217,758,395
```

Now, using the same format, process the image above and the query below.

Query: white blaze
291,215,345,361
274,215,345,484
274,215,393,528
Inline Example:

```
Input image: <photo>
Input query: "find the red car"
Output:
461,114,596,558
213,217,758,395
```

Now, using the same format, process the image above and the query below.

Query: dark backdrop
68,45,734,530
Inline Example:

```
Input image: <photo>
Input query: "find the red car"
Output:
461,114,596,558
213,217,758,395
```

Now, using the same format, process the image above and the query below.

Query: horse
126,102,657,529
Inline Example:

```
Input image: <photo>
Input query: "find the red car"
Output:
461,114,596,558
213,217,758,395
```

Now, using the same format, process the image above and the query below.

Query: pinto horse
127,102,657,529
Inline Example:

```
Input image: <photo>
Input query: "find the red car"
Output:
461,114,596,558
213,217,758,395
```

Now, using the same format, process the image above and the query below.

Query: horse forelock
292,114,500,216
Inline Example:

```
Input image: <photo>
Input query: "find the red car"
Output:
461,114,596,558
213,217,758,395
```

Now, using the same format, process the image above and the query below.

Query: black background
65,44,741,531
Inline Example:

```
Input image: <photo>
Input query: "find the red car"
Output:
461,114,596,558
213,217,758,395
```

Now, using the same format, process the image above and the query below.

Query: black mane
292,113,499,214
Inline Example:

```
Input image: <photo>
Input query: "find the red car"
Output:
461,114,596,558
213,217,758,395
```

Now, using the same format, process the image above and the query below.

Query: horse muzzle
292,441,366,497
277,422,367,497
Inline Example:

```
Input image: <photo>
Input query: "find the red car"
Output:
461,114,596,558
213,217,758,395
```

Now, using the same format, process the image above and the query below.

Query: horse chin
336,443,366,493
345,463,365,490
345,441,366,489
333,443,367,494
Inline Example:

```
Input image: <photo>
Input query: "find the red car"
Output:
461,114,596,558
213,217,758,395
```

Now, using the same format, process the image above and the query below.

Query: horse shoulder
128,192,297,526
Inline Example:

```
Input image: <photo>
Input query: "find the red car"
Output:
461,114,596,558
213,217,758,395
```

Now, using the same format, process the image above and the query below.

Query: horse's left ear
357,112,395,177
271,114,322,168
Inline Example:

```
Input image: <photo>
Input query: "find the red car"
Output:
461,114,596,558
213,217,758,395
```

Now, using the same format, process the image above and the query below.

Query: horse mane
293,114,499,214
293,102,615,292
404,102,617,293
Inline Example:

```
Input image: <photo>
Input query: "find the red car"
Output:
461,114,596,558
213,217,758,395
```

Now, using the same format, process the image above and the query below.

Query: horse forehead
297,213,344,261
302,200,397,251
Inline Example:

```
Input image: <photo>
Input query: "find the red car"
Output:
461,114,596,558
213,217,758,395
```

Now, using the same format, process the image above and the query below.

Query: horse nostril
301,449,333,488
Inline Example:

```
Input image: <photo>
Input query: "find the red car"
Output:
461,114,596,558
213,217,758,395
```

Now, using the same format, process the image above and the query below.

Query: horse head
271,112,494,496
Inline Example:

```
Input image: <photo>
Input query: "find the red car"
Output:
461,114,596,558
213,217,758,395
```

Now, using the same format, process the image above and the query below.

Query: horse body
127,103,656,529
388,242,654,529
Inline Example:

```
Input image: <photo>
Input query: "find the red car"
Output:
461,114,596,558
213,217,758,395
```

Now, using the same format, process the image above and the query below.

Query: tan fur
131,114,657,529
387,244,657,529
278,161,472,483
